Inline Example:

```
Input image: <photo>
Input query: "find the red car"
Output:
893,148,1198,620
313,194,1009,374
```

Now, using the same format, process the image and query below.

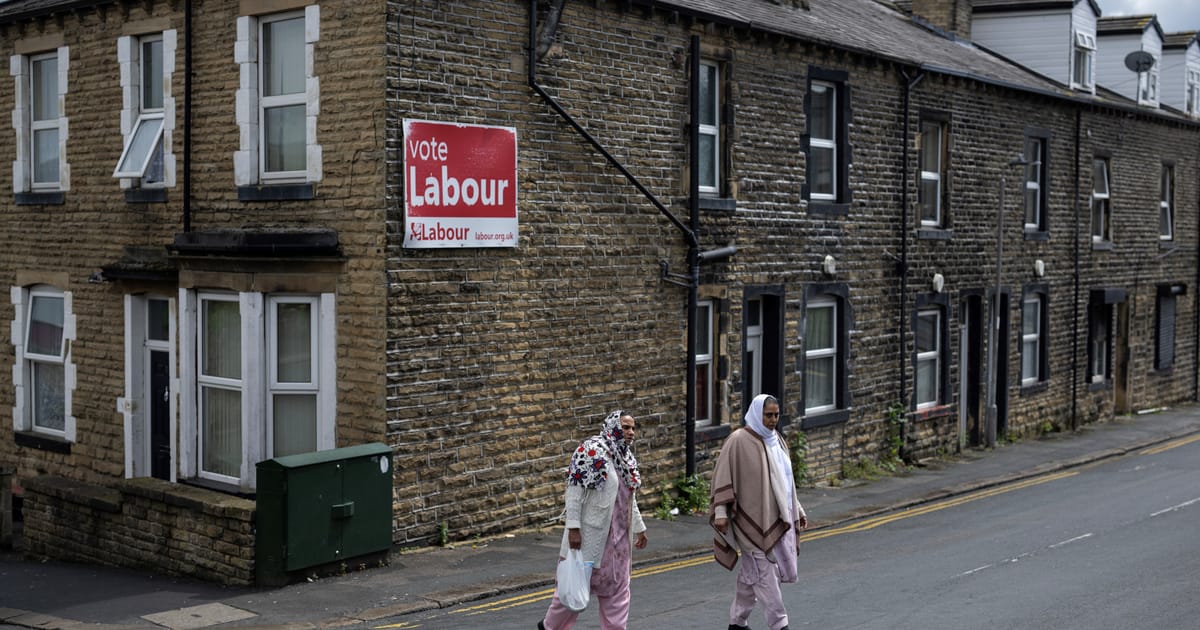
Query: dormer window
1187,70,1200,116
1139,67,1160,106
1072,31,1096,90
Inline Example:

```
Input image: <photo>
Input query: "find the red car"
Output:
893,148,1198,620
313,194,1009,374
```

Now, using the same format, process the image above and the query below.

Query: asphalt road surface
365,434,1200,630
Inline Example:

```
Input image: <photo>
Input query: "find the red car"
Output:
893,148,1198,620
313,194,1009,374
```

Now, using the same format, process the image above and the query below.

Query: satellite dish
1124,51,1156,73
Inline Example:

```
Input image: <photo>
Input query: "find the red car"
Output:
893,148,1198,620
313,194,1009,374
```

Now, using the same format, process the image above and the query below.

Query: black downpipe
1194,133,1200,401
1070,109,1081,429
526,1,701,473
898,69,924,415
183,0,192,233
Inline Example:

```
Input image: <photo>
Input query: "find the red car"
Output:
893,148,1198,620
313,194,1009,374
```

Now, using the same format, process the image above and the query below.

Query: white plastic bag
557,548,593,612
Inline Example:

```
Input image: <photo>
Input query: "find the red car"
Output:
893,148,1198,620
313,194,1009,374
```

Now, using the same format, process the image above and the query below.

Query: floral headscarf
567,410,641,490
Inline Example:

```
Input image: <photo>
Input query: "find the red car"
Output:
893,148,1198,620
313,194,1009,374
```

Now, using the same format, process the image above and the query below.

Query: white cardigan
558,460,646,568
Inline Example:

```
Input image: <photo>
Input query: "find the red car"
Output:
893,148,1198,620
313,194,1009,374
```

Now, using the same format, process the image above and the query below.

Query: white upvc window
11,47,70,193
918,120,944,227
804,298,837,414
1139,68,1160,106
1160,164,1174,241
694,299,715,425
11,285,76,440
698,60,720,195
235,7,322,186
1091,158,1111,243
115,32,176,186
1072,31,1095,90
180,290,335,490
1021,295,1044,385
915,309,942,409
1187,69,1200,116
1024,137,1045,230
808,80,837,201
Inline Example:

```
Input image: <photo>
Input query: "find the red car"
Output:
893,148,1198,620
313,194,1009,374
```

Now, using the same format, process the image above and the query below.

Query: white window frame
809,80,837,202
1021,294,1044,385
1024,137,1045,230
918,120,944,227
1187,69,1200,116
115,32,176,186
1092,158,1111,243
698,60,720,195
235,7,322,186
1072,31,1095,91
915,309,942,409
11,48,70,193
1160,164,1174,241
178,289,336,491
119,294,178,480
694,299,715,426
11,285,76,441
266,295,321,458
1089,304,1110,383
804,298,838,414
1139,68,1160,106
745,298,762,401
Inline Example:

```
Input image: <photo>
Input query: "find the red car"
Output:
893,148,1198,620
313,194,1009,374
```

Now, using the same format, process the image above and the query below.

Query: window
698,60,720,195
1155,285,1185,371
181,290,335,489
695,299,716,425
804,67,851,212
235,7,322,186
1024,133,1049,234
1091,157,1111,244
1160,163,1174,241
1139,69,1159,106
801,284,851,427
804,298,837,414
1072,31,1095,90
918,116,948,228
915,308,944,408
115,32,175,186
1088,302,1112,384
11,285,76,440
1187,69,1200,116
10,47,69,194
1021,289,1048,386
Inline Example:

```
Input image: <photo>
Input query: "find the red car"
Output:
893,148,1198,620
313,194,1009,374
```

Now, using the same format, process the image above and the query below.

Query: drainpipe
183,0,192,233
526,1,703,473
685,36,700,477
1071,109,1081,429
898,68,924,425
1194,132,1200,402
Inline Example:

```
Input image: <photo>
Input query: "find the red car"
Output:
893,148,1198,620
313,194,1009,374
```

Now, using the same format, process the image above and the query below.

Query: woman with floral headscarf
539,410,649,630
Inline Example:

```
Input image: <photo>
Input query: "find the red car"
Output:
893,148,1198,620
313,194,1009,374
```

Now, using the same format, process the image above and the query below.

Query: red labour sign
403,119,519,248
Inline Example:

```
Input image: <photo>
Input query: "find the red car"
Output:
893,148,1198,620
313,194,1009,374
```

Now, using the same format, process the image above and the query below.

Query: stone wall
21,475,255,585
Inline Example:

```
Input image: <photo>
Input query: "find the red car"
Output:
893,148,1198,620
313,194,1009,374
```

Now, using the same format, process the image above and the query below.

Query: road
365,434,1200,629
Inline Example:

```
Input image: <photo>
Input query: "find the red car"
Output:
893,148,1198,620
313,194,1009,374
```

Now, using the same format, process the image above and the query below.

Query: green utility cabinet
256,443,393,586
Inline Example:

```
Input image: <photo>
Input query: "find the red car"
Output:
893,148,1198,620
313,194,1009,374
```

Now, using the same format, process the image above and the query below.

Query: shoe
729,625,751,630
538,622,546,630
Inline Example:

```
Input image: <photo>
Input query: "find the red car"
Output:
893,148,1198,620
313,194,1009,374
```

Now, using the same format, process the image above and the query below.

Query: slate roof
1097,15,1164,38
1162,31,1199,49
0,0,114,21
972,0,1100,14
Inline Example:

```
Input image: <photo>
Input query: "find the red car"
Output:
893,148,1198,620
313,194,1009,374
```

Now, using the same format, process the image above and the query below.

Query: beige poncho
709,426,795,571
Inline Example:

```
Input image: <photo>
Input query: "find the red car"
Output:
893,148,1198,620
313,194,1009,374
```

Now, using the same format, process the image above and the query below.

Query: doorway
959,293,984,448
1115,301,1131,415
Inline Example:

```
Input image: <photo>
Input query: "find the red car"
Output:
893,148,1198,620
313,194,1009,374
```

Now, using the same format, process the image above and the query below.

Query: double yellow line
1139,433,1200,456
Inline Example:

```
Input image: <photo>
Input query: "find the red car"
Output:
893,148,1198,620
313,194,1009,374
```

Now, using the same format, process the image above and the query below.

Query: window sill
696,424,732,443
126,188,168,204
917,227,952,240
1087,379,1112,392
807,202,850,217
1159,240,1176,251
801,408,849,430
1023,229,1049,241
1020,381,1049,396
1091,240,1113,251
238,183,315,202
15,191,65,205
698,196,737,213
179,476,256,500
912,403,954,421
14,430,72,454
1153,366,1175,377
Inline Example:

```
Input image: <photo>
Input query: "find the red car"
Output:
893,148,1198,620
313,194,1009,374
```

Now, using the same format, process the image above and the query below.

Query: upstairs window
1024,133,1049,234
803,67,851,213
1187,69,1200,116
114,33,171,185
1160,163,1174,241
1091,157,1111,244
918,116,949,228
10,47,70,195
1139,68,1159,106
697,60,720,195
1072,31,1096,91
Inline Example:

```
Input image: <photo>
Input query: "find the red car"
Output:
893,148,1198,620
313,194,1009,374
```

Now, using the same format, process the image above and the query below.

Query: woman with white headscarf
539,410,648,630
710,394,808,630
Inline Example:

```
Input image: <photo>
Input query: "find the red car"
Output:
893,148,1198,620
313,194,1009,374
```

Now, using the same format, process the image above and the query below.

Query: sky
1095,0,1200,33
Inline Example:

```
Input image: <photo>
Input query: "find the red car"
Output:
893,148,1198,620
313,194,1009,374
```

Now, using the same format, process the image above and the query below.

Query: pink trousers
729,549,789,630
541,571,631,630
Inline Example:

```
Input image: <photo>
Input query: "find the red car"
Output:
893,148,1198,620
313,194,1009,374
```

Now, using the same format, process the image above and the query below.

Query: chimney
910,0,972,39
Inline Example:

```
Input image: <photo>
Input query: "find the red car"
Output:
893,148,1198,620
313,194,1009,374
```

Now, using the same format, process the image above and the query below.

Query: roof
0,0,114,22
1162,31,1199,50
972,0,1101,16
1098,15,1165,39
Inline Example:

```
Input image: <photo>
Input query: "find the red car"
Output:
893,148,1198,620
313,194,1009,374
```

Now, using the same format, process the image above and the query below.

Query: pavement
2,405,1199,630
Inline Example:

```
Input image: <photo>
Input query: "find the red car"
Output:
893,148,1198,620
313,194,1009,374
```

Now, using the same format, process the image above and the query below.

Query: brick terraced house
0,0,1196,583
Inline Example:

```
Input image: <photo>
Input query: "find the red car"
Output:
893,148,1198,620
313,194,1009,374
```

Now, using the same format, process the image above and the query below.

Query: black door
150,349,171,480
